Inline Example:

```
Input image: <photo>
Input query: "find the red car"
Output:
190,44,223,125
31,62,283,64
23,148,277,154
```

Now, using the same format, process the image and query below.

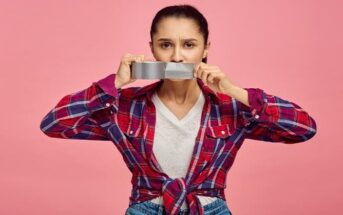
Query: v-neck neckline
152,91,204,126
143,78,214,183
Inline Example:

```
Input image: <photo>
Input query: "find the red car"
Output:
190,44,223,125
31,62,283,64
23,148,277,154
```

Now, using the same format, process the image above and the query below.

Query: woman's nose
171,47,184,62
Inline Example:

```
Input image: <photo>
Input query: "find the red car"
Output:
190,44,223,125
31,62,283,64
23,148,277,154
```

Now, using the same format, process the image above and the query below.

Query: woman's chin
166,78,190,82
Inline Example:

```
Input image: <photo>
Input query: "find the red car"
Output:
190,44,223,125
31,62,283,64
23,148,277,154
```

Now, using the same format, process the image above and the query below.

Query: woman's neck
156,79,201,105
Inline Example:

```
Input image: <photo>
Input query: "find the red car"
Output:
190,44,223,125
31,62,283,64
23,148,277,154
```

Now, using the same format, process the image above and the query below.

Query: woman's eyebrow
157,38,198,42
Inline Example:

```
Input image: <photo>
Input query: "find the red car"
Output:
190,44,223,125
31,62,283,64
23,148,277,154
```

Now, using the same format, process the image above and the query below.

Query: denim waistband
125,197,232,215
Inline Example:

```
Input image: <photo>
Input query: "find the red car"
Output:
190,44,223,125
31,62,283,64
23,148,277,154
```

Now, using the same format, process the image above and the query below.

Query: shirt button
255,114,260,119
129,130,134,135
105,103,111,107
110,110,114,115
221,130,225,135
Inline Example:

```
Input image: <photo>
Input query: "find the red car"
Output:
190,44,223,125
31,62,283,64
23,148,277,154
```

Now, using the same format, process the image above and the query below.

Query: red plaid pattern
40,73,317,214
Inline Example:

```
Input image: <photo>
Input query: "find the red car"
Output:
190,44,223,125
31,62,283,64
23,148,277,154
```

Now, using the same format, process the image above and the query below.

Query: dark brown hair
150,4,209,63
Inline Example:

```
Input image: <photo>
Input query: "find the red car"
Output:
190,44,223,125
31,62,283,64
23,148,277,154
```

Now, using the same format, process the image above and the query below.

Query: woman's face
149,17,210,65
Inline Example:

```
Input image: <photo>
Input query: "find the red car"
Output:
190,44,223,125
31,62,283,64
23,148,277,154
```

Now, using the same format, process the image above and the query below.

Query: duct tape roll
131,61,195,79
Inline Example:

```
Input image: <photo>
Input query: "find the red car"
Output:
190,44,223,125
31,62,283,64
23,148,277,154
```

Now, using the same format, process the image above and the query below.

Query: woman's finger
123,55,145,66
208,73,215,83
200,69,211,85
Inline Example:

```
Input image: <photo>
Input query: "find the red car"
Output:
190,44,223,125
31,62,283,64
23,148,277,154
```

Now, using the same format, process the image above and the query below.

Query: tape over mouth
131,61,195,79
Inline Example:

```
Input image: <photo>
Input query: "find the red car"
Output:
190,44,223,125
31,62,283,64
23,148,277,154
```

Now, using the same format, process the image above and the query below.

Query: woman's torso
148,90,218,209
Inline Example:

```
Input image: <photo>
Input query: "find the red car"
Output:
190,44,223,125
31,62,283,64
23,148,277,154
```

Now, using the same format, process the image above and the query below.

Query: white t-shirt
149,90,218,209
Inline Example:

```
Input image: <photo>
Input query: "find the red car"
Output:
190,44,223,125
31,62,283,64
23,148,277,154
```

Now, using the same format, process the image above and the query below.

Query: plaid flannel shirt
40,73,317,215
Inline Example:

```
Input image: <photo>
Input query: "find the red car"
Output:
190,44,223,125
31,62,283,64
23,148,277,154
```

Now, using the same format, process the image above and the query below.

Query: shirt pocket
206,124,233,138
203,124,234,152
123,123,144,138
122,121,146,144
122,122,147,153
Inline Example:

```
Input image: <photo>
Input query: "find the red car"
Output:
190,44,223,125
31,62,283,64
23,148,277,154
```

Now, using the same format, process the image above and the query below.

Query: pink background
1,0,341,214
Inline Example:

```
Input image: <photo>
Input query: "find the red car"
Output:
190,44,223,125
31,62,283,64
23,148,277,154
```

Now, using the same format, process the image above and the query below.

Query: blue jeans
125,198,233,215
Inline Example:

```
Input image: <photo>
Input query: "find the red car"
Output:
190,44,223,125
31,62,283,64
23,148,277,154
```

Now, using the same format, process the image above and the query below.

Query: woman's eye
159,42,195,49
160,43,171,48
185,43,195,48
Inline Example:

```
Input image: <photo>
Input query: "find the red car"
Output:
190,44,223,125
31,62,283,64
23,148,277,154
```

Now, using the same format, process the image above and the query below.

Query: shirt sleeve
39,73,121,141
237,88,317,143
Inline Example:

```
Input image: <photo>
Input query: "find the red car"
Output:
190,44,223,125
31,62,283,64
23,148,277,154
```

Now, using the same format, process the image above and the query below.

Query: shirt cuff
88,73,121,113
243,88,269,123
95,73,120,98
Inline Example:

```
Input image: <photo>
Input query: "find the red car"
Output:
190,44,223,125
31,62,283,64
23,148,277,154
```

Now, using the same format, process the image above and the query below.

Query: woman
40,4,317,215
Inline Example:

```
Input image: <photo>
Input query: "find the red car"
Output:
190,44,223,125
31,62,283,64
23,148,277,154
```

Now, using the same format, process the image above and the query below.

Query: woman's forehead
153,17,202,41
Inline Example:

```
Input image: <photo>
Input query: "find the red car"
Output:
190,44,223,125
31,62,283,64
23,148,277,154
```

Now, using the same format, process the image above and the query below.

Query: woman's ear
203,50,208,59
203,41,211,59
149,41,158,59
149,41,154,54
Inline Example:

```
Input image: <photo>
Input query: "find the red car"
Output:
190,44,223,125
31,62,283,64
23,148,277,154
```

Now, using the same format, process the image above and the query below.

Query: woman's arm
225,85,317,143
39,73,125,140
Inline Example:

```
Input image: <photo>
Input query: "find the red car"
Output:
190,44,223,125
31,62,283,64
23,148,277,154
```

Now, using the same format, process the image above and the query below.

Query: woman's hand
193,62,235,94
115,53,145,88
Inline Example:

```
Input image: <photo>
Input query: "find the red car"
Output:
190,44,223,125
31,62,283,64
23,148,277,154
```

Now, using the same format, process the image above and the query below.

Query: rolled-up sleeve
39,73,122,140
237,88,317,143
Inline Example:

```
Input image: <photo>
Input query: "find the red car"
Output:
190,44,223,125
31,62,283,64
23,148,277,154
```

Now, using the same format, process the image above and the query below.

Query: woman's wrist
222,84,250,107
115,77,124,89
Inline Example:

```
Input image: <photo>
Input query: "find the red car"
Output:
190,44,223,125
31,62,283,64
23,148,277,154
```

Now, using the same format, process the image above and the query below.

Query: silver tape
131,61,195,79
